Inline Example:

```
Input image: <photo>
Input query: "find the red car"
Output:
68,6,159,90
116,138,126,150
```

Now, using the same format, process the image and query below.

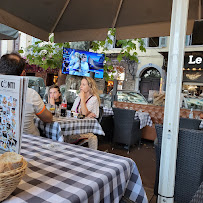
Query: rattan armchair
154,124,203,203
112,108,141,153
179,117,201,130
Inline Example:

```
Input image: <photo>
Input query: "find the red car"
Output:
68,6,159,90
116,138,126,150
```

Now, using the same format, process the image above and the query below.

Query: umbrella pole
157,0,189,203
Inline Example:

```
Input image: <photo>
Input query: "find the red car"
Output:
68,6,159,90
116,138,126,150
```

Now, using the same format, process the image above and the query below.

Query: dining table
34,116,105,142
103,107,153,129
3,133,148,203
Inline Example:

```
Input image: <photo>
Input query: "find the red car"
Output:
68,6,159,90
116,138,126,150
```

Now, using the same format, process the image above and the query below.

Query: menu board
0,75,28,154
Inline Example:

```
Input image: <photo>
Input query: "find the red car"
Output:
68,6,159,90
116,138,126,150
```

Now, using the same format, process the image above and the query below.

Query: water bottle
189,108,193,119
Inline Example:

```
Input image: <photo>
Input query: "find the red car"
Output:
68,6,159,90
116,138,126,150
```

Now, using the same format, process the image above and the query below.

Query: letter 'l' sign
188,55,202,65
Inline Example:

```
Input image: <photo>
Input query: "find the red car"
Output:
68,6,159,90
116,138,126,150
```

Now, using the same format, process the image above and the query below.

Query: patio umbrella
0,23,18,40
0,1,201,203
0,0,199,42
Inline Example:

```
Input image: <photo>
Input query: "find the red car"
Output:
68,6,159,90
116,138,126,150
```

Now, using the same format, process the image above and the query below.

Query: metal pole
157,0,189,203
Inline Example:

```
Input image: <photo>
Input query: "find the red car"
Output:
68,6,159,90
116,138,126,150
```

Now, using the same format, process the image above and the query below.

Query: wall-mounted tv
62,48,105,78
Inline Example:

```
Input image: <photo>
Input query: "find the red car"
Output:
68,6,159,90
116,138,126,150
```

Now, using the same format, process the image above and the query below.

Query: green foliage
91,29,146,81
19,38,70,70
20,30,146,81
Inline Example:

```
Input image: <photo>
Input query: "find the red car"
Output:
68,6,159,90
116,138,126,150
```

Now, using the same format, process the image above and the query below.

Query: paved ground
98,138,157,202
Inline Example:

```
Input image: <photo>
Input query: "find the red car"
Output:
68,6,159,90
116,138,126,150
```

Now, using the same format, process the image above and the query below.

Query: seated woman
71,77,100,118
48,85,62,106
70,77,100,150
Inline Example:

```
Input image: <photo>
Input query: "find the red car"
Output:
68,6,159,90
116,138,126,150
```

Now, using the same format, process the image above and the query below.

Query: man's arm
37,107,53,123
30,88,53,123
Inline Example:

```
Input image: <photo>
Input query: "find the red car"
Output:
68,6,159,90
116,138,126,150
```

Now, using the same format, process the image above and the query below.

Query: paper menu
0,75,28,154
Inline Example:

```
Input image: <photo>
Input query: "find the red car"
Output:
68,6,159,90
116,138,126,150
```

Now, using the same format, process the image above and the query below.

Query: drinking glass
49,105,55,115
66,110,72,118
55,105,60,117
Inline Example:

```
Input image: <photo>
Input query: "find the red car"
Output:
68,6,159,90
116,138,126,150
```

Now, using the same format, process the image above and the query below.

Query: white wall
1,40,8,56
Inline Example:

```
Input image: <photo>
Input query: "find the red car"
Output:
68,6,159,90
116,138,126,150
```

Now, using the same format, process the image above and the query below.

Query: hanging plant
19,35,70,70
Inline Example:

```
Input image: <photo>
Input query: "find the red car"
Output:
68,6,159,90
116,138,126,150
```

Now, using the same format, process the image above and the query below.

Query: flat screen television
62,48,105,78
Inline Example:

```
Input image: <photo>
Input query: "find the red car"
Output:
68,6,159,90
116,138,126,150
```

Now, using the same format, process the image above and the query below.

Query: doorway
139,68,161,99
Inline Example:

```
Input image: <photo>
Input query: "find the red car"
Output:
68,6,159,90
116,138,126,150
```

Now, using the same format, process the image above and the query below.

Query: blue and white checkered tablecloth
4,134,148,203
34,117,105,142
103,107,153,129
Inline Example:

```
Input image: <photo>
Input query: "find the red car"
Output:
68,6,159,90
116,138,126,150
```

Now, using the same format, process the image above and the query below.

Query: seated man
0,52,53,136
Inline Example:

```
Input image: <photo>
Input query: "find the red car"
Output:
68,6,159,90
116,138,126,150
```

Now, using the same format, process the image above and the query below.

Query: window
149,37,159,47
141,68,161,78
142,37,167,48
115,40,122,48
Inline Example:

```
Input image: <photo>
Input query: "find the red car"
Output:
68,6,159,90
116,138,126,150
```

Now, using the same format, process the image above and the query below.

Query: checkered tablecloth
200,120,203,129
103,107,153,129
4,134,148,203
34,116,105,142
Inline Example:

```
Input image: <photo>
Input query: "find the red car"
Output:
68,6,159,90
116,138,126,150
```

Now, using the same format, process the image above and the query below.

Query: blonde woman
71,77,100,118
70,77,100,150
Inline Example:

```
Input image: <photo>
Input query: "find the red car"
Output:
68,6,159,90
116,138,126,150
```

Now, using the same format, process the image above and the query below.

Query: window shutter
105,31,115,49
142,38,149,47
185,35,191,46
159,37,167,47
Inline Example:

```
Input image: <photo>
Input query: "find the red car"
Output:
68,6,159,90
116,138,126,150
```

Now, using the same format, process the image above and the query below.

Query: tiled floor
98,138,157,202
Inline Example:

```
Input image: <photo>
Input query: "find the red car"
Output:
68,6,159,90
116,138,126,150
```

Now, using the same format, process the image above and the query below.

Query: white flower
39,50,48,55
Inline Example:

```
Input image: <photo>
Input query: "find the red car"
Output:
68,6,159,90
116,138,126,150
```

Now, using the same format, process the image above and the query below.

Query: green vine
19,30,146,81
91,28,146,81
19,36,70,70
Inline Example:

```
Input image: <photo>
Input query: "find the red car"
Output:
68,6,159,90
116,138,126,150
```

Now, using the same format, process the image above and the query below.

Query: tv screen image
62,48,105,79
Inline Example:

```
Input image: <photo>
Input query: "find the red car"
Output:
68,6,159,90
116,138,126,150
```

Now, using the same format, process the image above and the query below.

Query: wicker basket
0,159,27,202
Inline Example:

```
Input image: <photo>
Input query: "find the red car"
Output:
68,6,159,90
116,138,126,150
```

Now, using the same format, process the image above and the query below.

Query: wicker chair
112,108,141,153
100,115,114,142
97,106,103,124
154,124,203,203
190,181,203,203
179,117,201,130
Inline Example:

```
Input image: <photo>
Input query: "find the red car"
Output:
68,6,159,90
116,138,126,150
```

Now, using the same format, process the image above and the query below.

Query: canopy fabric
0,23,18,40
0,0,199,42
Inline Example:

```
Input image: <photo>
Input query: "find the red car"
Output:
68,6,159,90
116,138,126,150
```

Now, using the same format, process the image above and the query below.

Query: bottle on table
61,96,67,117
189,108,193,119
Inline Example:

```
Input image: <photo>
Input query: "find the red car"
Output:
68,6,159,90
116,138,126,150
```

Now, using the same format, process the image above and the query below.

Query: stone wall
95,78,105,93
106,55,137,91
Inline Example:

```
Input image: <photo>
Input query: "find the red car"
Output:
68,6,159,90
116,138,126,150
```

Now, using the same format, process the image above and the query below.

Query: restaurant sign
183,70,203,83
183,55,203,83
184,55,203,69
